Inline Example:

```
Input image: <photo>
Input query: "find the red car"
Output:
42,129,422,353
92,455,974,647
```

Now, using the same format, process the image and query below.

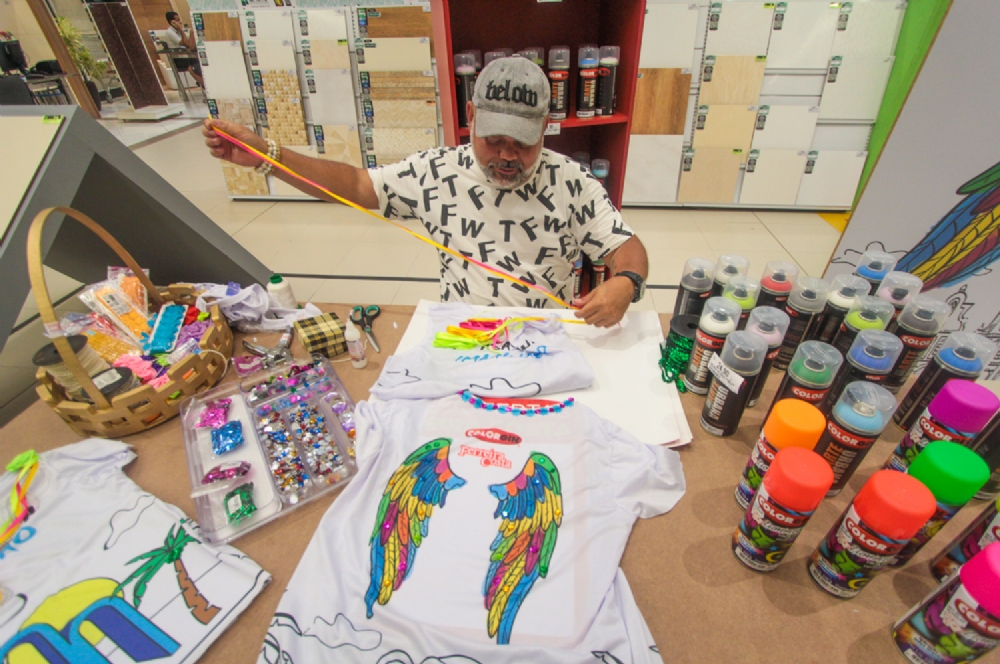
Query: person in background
162,11,203,88
201,57,647,327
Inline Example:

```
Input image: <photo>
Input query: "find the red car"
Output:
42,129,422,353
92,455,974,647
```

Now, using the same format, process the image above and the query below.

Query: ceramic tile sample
250,39,296,70
367,70,435,89
632,68,690,135
819,55,894,121
810,124,871,152
304,68,358,125
197,12,243,43
259,69,301,98
371,127,437,156
89,3,166,109
765,2,839,70
705,2,774,57
357,38,432,72
269,176,310,198
639,3,700,69
302,39,350,69
261,98,308,146
677,148,744,204
760,73,826,97
751,105,819,150
203,41,252,99
368,87,436,101
297,9,348,40
363,6,434,50
312,124,363,167
698,56,766,106
622,134,684,204
368,99,437,128
739,149,807,205
831,1,904,58
795,150,868,208
222,162,268,196
212,98,255,125
241,9,294,42
691,105,757,153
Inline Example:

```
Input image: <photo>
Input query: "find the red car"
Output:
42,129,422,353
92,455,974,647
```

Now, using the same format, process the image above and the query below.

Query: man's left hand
572,276,634,328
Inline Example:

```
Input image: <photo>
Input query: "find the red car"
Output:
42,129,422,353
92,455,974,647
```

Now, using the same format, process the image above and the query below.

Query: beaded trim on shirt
459,389,574,417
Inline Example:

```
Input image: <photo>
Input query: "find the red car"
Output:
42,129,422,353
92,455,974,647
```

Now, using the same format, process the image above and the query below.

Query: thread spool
32,335,110,400
84,367,141,404
659,315,698,391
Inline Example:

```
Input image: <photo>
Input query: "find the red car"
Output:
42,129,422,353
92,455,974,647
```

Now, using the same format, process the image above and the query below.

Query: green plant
55,16,107,82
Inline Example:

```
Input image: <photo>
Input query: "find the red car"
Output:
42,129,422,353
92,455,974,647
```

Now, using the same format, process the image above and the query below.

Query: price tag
708,353,744,393
544,122,561,136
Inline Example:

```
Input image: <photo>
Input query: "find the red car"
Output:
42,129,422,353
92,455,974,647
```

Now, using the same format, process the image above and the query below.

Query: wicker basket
28,206,233,438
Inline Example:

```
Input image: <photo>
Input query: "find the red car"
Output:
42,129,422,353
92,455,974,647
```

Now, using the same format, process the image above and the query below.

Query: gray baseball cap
473,56,550,145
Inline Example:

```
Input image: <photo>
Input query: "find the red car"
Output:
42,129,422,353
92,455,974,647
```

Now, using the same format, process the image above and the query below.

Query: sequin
211,421,245,455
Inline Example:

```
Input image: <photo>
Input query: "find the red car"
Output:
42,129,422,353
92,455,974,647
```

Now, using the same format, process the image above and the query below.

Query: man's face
467,102,544,189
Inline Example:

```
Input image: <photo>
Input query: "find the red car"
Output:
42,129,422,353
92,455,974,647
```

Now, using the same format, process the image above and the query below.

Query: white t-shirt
261,394,685,663
368,145,636,308
161,26,185,48
0,439,270,662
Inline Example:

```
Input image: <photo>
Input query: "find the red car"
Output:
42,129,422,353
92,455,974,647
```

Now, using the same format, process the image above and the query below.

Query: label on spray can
931,503,1000,581
885,410,973,472
577,68,598,118
891,501,963,569
686,329,727,394
747,346,780,407
814,418,879,495
733,484,815,572
775,306,820,369
549,69,569,120
596,63,617,115
735,429,777,509
674,287,712,318
701,375,750,436
887,331,936,392
895,359,970,432
808,504,908,598
893,578,1000,663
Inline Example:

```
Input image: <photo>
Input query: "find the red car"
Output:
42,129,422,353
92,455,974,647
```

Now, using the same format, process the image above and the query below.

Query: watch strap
616,271,645,303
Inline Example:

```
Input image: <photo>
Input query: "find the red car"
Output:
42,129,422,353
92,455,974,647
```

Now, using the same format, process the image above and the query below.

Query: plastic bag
108,267,149,317
79,281,152,344
194,283,321,332
58,312,141,363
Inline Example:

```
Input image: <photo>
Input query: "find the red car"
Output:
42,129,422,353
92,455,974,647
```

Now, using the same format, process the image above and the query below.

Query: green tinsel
659,332,694,393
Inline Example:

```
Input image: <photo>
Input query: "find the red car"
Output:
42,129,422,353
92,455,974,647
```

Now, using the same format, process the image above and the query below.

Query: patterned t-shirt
368,145,635,308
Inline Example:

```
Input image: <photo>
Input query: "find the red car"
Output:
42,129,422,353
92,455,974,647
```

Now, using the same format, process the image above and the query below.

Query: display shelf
456,111,629,137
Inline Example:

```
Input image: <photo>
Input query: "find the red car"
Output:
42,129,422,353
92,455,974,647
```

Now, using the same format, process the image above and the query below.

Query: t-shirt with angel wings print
368,145,635,308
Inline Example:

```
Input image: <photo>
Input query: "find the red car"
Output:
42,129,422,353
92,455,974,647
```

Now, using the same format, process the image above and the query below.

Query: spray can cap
928,380,1000,434
720,330,768,374
681,258,716,291
747,306,790,347
463,49,483,69
763,399,826,451
591,159,609,178
789,276,831,313
833,381,897,434
454,53,476,71
848,329,904,372
853,470,937,540
876,271,923,309
763,447,834,512
960,542,1000,618
909,441,990,507
548,46,570,68
578,44,599,67
723,276,761,311
713,254,750,284
572,152,591,168
484,50,508,67
760,261,799,294
845,295,895,331
829,273,872,303
599,45,620,63
897,294,950,335
789,341,843,386
517,47,544,66
701,297,742,329
938,332,996,375
855,250,898,281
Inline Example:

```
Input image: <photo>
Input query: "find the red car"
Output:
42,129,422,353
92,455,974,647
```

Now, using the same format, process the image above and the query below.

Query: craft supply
930,496,1000,582
853,249,898,295
79,281,152,344
894,542,1000,663
774,277,831,370
830,295,895,355
517,46,544,67
733,447,833,572
736,399,826,509
224,483,257,524
571,256,584,300
576,44,599,118
158,338,200,367
884,380,1000,472
685,297,742,395
32,335,110,400
814,274,871,344
256,409,310,502
143,303,185,354
57,312,140,364
884,294,950,394
819,329,903,415
464,49,482,74
177,320,211,348
202,460,251,484
350,304,381,353
455,52,476,127
591,158,609,188
108,266,149,317
287,402,348,484
483,49,507,67
211,420,245,455
808,470,936,598
294,312,347,358
113,354,165,386
234,355,265,377
592,259,607,288
765,341,843,422
756,261,800,310
722,276,760,330
659,315,698,391
895,332,996,432
814,382,897,496
674,258,716,318
345,319,367,369
710,254,750,298
700,330,768,437
267,274,298,309
547,46,570,120
877,271,924,325
84,367,140,404
0,450,39,550
745,306,790,408
595,45,619,116
891,441,990,568
973,415,1000,499
196,398,232,429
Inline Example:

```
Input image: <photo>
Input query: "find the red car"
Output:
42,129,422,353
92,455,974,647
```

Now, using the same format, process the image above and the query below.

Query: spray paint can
890,441,990,568
723,276,761,330
517,46,544,69
814,274,871,344
885,294,951,394
814,381,897,496
709,254,750,297
972,414,1000,500
571,256,583,301
590,159,609,188
547,46,570,121
756,261,800,310
576,45,599,119
853,249,898,295
673,257,716,318
595,45,619,116
894,542,1000,662
878,271,923,327
808,469,936,598
592,259,607,288
831,295,895,355
819,329,903,416
895,332,997,432
733,447,833,572
483,49,507,67
929,496,1000,582
464,49,482,74
454,53,477,128
700,331,768,436
745,307,790,408
685,297,742,395
885,380,1000,472
774,277,831,370
765,341,843,422
735,398,826,509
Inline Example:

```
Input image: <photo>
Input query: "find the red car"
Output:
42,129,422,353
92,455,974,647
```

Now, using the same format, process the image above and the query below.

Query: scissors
350,305,381,353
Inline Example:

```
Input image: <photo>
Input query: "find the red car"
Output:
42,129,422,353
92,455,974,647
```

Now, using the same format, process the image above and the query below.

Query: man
162,11,203,87
203,57,647,327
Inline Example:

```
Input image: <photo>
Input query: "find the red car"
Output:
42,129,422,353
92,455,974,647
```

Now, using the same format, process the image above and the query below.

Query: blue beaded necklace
459,389,574,417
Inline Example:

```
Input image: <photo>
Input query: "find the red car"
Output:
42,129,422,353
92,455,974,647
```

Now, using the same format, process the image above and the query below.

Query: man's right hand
202,119,267,169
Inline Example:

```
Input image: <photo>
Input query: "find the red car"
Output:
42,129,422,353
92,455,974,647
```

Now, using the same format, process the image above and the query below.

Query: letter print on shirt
484,453,562,645
365,439,466,618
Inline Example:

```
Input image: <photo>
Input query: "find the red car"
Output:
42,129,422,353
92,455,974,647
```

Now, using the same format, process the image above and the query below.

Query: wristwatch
616,271,646,303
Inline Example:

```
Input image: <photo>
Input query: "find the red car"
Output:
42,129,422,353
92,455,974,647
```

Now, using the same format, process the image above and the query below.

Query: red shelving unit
430,0,646,208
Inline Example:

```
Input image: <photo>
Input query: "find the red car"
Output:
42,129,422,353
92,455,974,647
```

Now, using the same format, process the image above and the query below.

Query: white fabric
261,395,685,663
368,145,635,308
161,26,184,48
194,282,322,331
0,439,269,661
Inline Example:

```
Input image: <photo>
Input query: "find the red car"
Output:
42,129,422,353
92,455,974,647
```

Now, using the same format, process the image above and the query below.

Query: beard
471,120,541,189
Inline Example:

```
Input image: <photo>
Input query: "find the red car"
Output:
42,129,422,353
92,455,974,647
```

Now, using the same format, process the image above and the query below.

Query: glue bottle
745,306,790,408
685,297,742,395
774,276,831,371
344,319,368,369
894,332,996,432
929,495,1000,581
883,380,1000,472
764,341,843,422
700,330,768,437
722,276,761,330
884,294,950,394
673,258,716,318
590,159,609,188
813,381,897,496
595,45,619,116
889,441,990,568
894,542,1000,663
709,254,750,297
454,53,477,128
814,274,871,344
735,398,826,509
853,249,898,295
267,274,298,309
576,45,599,119
734,447,833,572
548,46,570,121
877,271,923,326
756,261,800,310
819,329,902,416
830,295,895,355
972,414,1000,499
808,469,936,598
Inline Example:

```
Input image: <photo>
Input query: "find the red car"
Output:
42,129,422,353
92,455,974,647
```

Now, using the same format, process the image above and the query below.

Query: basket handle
26,206,166,408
